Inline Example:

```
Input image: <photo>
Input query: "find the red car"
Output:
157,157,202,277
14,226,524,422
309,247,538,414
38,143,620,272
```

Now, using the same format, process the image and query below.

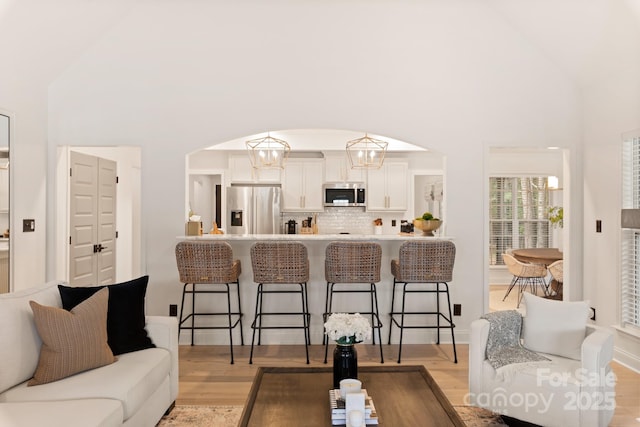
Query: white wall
582,1,640,369
0,92,48,291
0,0,138,291
45,2,581,338
0,0,634,365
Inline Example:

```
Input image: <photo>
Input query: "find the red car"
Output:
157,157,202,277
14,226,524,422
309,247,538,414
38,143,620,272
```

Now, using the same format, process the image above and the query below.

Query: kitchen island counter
174,233,457,347
179,233,453,241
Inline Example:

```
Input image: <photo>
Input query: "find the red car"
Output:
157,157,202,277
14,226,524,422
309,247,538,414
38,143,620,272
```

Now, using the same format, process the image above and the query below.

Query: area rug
157,405,243,426
157,404,509,426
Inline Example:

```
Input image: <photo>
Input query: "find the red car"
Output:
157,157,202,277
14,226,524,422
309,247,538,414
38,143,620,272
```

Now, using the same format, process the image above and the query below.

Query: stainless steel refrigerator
227,184,282,234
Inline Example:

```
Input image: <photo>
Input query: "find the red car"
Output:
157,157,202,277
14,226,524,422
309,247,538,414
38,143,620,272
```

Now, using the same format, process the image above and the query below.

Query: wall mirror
0,113,9,293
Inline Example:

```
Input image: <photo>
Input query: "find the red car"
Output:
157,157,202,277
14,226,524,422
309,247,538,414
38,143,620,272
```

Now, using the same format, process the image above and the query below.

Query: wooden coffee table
239,365,465,427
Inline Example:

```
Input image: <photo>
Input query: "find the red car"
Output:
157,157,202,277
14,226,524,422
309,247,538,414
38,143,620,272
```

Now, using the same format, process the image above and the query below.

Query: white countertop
179,233,453,241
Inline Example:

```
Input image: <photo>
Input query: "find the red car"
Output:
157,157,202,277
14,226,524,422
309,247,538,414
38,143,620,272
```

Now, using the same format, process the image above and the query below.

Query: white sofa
0,281,179,427
469,299,615,427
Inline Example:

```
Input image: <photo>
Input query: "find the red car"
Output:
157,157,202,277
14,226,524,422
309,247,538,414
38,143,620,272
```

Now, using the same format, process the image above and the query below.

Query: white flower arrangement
324,313,372,345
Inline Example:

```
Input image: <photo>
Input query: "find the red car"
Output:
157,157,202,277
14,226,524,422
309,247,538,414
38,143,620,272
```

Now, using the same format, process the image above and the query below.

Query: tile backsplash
281,207,417,235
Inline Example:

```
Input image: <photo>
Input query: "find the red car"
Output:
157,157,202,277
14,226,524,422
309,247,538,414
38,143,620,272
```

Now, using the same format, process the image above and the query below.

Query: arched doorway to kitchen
184,129,445,238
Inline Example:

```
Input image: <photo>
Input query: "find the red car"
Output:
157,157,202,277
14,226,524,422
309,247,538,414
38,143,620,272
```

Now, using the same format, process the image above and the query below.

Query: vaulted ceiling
0,0,638,101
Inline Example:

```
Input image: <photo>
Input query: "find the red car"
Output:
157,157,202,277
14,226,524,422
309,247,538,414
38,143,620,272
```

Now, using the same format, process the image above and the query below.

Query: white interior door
97,158,117,284
69,151,117,285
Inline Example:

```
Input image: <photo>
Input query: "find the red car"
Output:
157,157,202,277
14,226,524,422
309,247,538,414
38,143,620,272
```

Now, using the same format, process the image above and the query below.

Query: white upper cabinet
324,153,365,183
228,155,281,183
366,161,408,211
282,159,324,212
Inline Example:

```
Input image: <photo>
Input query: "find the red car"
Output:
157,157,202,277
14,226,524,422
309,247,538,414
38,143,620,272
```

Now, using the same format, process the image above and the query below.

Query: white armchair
469,294,615,427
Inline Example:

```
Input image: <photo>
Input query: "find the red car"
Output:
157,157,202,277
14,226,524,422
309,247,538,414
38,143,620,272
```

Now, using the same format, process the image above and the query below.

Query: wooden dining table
511,248,563,266
512,248,564,299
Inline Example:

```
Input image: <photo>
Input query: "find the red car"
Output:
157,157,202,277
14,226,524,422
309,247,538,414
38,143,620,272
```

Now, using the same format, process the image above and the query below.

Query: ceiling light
346,134,388,169
246,133,291,169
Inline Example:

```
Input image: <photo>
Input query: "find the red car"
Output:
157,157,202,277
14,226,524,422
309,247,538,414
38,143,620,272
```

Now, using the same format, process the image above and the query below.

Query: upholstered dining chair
547,259,564,300
501,253,547,308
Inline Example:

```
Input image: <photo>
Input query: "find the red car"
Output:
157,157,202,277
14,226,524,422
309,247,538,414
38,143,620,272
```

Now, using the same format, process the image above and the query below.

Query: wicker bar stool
323,241,384,364
388,240,457,364
175,241,243,364
249,241,310,364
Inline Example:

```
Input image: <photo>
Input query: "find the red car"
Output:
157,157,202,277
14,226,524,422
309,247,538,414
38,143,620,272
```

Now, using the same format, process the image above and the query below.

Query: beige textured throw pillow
28,287,116,386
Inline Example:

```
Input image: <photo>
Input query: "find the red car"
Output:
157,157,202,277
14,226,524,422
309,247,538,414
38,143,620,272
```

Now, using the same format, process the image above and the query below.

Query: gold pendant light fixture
346,133,388,169
246,133,291,169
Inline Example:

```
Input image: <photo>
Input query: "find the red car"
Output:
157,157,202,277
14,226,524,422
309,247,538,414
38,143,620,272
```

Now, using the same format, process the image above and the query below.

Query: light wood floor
177,343,639,427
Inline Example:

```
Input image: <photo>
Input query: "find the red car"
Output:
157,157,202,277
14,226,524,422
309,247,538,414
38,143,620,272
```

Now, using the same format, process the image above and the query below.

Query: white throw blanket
481,310,549,381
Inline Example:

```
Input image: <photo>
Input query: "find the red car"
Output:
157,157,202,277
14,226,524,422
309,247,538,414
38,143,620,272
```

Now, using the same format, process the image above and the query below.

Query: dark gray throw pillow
58,276,155,355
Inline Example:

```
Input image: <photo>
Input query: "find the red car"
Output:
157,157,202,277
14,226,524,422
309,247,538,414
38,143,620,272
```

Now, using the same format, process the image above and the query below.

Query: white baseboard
614,347,640,373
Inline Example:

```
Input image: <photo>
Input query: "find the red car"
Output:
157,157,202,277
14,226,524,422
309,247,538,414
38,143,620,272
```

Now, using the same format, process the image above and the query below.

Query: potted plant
413,212,442,236
548,206,564,252
548,206,563,228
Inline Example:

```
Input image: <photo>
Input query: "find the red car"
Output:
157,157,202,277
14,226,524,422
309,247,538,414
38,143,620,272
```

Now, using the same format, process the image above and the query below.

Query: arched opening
185,129,445,237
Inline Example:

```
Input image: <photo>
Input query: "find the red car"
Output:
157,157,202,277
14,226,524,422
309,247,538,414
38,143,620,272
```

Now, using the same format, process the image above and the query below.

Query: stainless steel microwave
323,182,366,207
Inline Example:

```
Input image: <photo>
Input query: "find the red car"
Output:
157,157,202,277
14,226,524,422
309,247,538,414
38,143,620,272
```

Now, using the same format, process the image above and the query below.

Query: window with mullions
621,133,640,330
489,177,551,266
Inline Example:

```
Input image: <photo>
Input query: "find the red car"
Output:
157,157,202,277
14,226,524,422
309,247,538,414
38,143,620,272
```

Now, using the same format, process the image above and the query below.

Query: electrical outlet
22,219,35,232
596,220,602,233
590,307,596,321
453,304,461,316
169,304,178,317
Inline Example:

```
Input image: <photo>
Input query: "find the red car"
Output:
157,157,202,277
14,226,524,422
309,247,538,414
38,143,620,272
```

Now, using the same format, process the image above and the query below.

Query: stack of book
329,389,379,425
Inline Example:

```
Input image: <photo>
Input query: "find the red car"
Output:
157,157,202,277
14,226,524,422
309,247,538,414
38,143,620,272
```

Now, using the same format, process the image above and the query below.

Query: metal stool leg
371,283,384,363
299,282,310,364
249,283,263,364
388,278,398,345
324,282,336,364
190,283,196,345
235,280,244,346
369,284,377,345
303,282,311,345
225,283,234,364
436,283,441,345
397,282,408,363
323,281,331,346
257,283,265,345
443,282,458,364
178,282,189,343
